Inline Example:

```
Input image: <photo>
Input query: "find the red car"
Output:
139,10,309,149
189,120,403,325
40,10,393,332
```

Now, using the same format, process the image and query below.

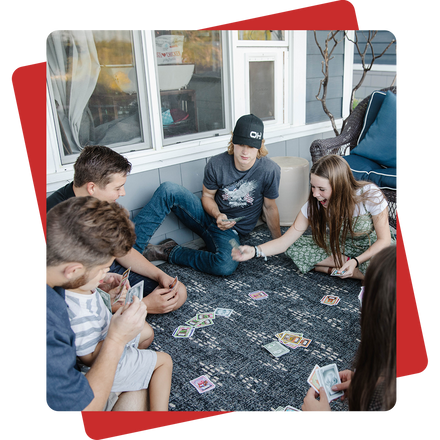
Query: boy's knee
157,351,173,369
157,181,181,197
213,254,239,276
175,283,188,310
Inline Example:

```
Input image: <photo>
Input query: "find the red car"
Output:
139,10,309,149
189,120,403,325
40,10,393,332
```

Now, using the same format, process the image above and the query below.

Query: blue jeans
133,182,239,276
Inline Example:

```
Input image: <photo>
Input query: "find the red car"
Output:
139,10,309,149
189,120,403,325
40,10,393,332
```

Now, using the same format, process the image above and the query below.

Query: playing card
229,238,241,250
263,341,290,357
113,267,131,303
358,286,365,306
249,290,268,300
190,375,215,394
222,216,245,222
194,318,214,328
280,332,302,345
169,276,178,288
316,364,344,402
96,288,112,312
320,295,340,306
284,406,301,411
172,325,195,338
330,269,345,277
125,280,144,304
298,337,312,348
214,308,233,317
307,364,321,393
186,316,202,326
196,312,215,320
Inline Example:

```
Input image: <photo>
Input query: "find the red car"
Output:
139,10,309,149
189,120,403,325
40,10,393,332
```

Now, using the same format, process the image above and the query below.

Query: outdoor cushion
352,90,396,168
343,154,396,189
357,90,387,145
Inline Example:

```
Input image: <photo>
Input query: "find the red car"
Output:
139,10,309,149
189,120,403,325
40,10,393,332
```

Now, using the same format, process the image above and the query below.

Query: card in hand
124,280,144,304
119,267,131,290
113,267,131,303
316,363,344,402
307,364,321,393
169,276,178,289
330,269,345,277
222,216,245,222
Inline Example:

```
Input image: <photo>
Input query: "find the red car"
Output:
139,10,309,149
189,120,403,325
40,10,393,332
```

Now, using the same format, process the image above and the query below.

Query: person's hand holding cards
216,213,235,230
230,241,255,262
97,271,131,313
331,369,354,401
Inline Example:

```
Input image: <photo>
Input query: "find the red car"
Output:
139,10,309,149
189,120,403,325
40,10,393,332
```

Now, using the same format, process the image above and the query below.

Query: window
155,31,228,144
238,30,285,41
47,31,151,164
249,60,275,120
234,31,288,127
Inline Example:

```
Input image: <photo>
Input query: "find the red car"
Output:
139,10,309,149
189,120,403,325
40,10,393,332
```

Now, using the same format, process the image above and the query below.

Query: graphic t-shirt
203,152,281,235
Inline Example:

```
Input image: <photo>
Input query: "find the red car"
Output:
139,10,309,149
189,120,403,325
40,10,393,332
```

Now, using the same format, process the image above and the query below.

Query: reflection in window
155,31,225,140
238,30,285,41
47,31,146,162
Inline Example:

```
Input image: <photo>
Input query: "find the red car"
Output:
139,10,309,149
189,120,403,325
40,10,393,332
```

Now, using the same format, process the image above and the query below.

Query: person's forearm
201,195,221,219
258,214,308,257
263,206,281,239
356,236,391,265
83,338,125,411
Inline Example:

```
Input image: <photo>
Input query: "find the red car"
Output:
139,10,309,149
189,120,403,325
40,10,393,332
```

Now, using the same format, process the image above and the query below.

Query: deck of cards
124,280,144,304
330,268,345,277
112,266,131,304
307,363,344,402
320,295,341,306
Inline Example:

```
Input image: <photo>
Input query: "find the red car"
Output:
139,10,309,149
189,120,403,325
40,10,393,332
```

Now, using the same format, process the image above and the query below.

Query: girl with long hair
301,245,396,411
232,154,395,280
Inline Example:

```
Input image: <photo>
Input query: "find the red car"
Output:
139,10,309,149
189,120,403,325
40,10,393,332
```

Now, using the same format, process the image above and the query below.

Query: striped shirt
64,290,112,357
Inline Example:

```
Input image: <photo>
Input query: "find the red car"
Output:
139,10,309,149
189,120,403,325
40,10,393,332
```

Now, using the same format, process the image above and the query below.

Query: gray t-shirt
203,152,281,235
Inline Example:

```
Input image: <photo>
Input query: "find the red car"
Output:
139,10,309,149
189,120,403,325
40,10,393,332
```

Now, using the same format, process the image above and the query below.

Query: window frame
46,30,354,193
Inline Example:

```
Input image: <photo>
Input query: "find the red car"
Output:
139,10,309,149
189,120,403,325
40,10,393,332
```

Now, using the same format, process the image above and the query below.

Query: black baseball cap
232,114,264,149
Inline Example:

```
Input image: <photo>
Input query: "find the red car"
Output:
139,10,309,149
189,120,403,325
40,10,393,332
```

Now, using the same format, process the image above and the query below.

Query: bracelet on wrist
353,257,359,268
254,245,267,261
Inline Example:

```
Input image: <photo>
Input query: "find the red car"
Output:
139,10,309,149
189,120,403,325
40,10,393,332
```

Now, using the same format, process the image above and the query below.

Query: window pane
238,30,285,41
249,61,275,121
155,31,225,140
47,31,148,162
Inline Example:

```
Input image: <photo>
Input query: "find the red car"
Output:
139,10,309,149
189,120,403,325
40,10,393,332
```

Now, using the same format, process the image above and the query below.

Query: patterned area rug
147,225,362,411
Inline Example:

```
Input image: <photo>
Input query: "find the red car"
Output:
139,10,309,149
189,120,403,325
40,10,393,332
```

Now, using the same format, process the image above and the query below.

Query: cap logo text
249,131,262,140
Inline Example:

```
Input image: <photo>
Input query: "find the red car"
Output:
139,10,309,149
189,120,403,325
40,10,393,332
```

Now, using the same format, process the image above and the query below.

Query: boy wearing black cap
135,114,281,276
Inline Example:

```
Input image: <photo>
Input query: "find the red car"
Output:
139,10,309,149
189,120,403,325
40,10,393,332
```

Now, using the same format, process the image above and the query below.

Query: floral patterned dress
285,195,396,274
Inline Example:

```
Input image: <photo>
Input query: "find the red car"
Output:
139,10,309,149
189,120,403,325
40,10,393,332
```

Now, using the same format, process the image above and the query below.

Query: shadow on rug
148,225,361,411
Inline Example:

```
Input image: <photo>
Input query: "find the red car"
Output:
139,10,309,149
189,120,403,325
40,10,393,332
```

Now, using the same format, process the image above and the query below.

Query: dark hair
348,245,396,410
46,196,136,268
73,145,132,188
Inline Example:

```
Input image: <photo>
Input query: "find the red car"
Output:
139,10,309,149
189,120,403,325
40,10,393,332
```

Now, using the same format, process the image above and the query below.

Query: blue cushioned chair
310,87,397,229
